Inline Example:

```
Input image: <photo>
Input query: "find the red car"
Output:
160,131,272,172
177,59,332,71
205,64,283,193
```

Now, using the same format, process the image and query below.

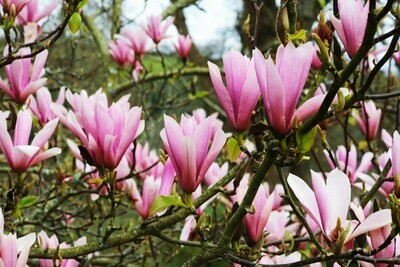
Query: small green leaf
17,195,38,209
150,195,187,215
287,29,307,43
189,91,208,100
226,137,242,162
77,0,88,10
69,12,82,34
296,126,317,154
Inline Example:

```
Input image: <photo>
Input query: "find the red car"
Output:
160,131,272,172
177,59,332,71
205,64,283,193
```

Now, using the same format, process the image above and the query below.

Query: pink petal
31,117,58,148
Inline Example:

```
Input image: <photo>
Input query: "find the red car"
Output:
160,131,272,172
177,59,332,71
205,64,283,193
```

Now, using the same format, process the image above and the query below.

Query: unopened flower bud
9,4,16,19
313,11,333,44
276,4,289,45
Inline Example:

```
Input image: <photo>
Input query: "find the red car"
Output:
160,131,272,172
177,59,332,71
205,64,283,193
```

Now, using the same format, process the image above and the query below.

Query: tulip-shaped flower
160,114,226,193
208,49,260,132
353,101,381,140
0,110,61,174
329,0,369,58
119,27,153,56
254,42,326,136
108,39,135,67
28,87,65,125
174,34,192,60
0,209,36,267
144,15,174,44
0,48,48,104
288,169,392,247
236,181,275,245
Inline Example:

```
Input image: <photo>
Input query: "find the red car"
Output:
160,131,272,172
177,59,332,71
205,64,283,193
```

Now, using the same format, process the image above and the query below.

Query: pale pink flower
160,114,226,193
0,48,48,104
23,22,40,43
17,0,58,24
259,250,301,265
108,39,135,67
120,27,153,56
264,210,290,243
174,34,192,60
329,0,369,58
353,101,381,140
393,51,400,66
392,131,400,179
134,142,163,179
254,42,325,136
144,15,174,44
209,49,260,132
0,110,60,173
205,162,229,186
0,0,31,15
312,45,323,69
28,87,65,125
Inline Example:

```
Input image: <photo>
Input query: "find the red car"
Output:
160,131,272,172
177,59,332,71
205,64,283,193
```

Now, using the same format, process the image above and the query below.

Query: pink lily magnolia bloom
259,250,301,265
119,27,154,56
392,131,400,191
0,48,48,105
28,87,65,125
130,159,175,219
208,49,260,132
160,114,226,193
108,39,135,67
329,0,369,58
38,230,87,267
134,142,164,179
393,51,400,66
17,0,58,25
324,145,373,184
174,34,192,60
52,89,144,170
144,15,174,44
353,101,381,140
0,110,60,174
23,22,40,43
0,209,36,267
288,169,392,248
0,0,30,15
264,210,290,243
312,45,323,70
254,42,326,136
236,180,275,245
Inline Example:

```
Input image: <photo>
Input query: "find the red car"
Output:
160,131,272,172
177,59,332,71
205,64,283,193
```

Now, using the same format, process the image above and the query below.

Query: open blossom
134,142,164,179
329,0,369,58
0,0,31,15
17,0,58,25
109,39,135,67
209,49,260,132
0,110,61,173
288,169,392,248
174,34,192,60
353,101,381,140
28,87,65,125
144,15,174,44
160,114,226,193
0,48,48,104
324,145,373,184
119,27,153,56
52,89,144,170
254,42,325,136
0,209,36,267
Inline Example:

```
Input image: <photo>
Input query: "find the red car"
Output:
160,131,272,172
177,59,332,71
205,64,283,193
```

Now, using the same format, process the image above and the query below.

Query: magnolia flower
254,42,325,136
119,27,153,56
312,45,323,70
329,0,369,58
160,114,226,193
17,0,58,25
0,48,48,104
0,110,61,173
353,101,381,140
208,49,260,132
0,0,31,15
28,87,65,125
324,145,373,184
288,169,392,248
174,34,192,60
134,142,163,179
108,39,135,67
0,209,36,267
144,15,174,44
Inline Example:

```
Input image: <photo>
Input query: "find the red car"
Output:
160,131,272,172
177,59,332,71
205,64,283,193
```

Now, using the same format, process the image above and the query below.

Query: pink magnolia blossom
17,0,58,25
134,142,163,179
312,45,323,70
185,108,223,136
108,39,135,67
23,22,40,43
119,27,153,56
259,250,301,265
288,169,392,248
0,209,36,267
28,87,65,125
144,15,174,44
264,210,290,243
0,48,48,104
329,0,369,58
205,162,229,186
130,159,175,219
38,231,87,267
353,101,381,140
0,110,61,173
160,114,226,193
52,90,144,170
324,145,373,184
254,42,325,136
208,49,260,132
0,0,30,15
393,51,400,66
174,34,192,60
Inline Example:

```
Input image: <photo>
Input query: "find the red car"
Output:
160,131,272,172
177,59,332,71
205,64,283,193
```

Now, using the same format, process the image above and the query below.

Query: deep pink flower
28,87,65,125
108,39,135,67
134,142,163,179
119,27,153,56
393,51,400,66
353,101,381,140
0,110,60,174
160,114,226,193
254,42,325,136
17,0,58,24
288,169,392,247
312,45,323,70
208,49,260,132
0,48,48,104
329,0,369,58
144,15,174,44
174,34,192,60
